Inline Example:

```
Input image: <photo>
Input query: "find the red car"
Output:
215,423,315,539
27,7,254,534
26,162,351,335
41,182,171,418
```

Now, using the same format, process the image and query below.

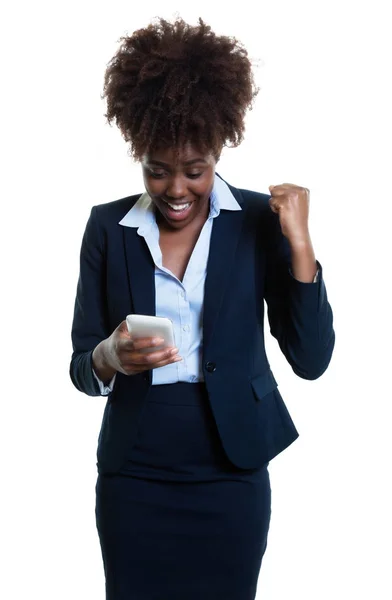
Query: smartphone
126,314,175,352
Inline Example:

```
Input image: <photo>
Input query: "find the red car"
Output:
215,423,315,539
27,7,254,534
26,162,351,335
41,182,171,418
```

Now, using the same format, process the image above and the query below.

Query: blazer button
205,361,216,373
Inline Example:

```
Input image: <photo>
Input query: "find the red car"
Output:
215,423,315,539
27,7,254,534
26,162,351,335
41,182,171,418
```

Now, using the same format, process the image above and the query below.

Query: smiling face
141,143,219,231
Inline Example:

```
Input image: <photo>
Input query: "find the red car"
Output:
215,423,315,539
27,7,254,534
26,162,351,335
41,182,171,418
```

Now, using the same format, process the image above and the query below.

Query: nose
165,175,188,200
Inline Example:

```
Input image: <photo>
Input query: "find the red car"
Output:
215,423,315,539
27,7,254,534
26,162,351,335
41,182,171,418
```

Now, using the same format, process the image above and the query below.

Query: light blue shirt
93,173,242,393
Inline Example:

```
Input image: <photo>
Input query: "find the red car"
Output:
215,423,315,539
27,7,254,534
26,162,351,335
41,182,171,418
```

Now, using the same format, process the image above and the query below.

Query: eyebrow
147,158,208,167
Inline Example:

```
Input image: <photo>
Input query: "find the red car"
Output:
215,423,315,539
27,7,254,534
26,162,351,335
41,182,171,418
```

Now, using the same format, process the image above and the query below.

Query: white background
1,1,391,598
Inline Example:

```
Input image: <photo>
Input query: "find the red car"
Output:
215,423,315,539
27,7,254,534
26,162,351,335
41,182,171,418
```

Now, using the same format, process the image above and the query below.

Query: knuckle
120,360,136,375
142,353,154,364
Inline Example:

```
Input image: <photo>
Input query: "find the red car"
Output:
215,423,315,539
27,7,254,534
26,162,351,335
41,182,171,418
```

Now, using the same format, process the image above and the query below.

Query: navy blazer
70,172,335,475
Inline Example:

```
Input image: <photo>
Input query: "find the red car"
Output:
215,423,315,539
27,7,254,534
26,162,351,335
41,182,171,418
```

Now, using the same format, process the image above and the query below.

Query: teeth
166,202,190,211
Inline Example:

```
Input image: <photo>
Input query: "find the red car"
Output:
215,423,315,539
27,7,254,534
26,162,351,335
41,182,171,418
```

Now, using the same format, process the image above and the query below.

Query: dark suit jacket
70,172,335,475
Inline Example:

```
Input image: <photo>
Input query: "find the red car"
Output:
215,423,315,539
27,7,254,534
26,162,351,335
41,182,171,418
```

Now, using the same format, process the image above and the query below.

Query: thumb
268,185,275,193
118,319,131,336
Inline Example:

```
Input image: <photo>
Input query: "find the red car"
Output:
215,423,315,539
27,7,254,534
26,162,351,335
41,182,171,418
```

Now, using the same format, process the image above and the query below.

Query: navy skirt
95,382,271,600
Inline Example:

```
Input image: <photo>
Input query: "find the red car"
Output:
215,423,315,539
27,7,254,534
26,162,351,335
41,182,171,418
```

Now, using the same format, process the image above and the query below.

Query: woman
70,16,335,600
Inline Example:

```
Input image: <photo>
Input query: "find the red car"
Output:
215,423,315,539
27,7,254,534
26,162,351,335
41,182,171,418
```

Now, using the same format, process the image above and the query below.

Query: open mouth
161,198,193,220
163,200,191,212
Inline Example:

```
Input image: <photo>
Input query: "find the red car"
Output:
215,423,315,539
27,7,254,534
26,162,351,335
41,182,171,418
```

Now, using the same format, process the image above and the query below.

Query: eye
149,171,202,179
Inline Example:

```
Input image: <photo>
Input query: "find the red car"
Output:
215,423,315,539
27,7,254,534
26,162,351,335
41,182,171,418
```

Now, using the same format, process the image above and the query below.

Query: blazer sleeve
262,208,335,380
69,205,112,396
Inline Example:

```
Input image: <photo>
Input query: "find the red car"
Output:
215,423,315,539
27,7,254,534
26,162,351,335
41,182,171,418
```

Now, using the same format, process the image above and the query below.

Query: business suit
70,172,334,599
70,171,335,475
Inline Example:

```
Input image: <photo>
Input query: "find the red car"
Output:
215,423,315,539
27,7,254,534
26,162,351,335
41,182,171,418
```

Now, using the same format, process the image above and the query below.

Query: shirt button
181,291,186,299
183,325,190,332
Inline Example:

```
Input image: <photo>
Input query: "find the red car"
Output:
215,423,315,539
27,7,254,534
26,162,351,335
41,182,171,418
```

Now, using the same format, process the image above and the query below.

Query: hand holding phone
126,315,175,353
95,316,181,378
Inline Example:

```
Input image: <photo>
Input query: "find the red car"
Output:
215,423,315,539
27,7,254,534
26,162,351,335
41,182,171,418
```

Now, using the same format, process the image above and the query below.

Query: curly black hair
102,15,260,163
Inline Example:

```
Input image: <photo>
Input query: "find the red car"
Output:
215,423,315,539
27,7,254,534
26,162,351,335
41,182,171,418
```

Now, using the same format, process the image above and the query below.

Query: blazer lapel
123,228,156,317
203,187,245,352
121,176,245,362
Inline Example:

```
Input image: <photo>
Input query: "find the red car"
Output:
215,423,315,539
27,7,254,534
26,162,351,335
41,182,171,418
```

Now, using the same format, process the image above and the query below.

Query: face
141,143,219,231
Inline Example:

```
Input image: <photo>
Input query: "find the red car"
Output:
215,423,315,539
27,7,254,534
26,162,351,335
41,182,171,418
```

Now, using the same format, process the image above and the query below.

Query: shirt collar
118,172,241,229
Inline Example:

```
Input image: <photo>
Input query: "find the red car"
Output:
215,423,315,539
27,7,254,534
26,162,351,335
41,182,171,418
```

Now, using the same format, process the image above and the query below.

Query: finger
118,319,130,332
125,354,182,374
269,197,280,213
280,182,303,188
128,346,179,366
121,335,164,352
118,320,133,339
131,337,165,351
270,185,306,199
270,183,298,190
269,187,288,197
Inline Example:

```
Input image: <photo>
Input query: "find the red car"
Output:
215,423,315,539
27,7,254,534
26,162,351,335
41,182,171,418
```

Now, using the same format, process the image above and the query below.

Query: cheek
198,184,214,202
144,179,163,196
194,179,213,196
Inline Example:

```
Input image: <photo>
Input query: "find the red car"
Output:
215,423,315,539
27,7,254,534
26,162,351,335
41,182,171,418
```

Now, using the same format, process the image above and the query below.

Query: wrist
92,340,116,383
288,232,312,251
288,236,318,283
92,339,106,368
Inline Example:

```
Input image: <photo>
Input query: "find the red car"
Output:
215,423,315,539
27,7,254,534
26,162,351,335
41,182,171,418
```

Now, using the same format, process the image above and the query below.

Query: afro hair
102,15,260,162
